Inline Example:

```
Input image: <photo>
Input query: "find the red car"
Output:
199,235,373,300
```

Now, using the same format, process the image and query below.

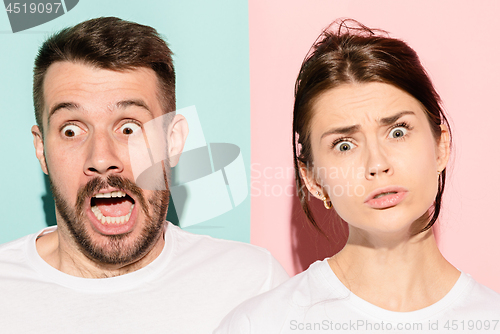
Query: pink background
249,0,500,292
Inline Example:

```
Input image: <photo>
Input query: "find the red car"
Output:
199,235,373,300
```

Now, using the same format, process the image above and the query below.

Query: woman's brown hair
293,19,451,233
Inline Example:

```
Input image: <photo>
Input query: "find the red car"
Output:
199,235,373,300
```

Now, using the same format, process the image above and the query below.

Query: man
0,17,288,333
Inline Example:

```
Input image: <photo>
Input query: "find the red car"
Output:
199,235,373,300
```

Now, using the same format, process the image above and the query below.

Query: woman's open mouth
364,186,408,209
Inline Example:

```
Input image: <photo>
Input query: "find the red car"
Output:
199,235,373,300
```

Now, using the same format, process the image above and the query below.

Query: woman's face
301,82,449,237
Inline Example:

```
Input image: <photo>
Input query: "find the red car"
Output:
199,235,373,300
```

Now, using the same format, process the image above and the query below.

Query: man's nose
83,131,124,177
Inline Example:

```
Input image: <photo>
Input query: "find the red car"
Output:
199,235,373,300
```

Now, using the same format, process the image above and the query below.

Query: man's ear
32,125,48,175
167,114,189,167
436,124,451,173
299,162,326,201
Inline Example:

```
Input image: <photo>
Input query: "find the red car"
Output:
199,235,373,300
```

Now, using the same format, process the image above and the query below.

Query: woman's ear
167,114,189,167
32,125,48,175
436,124,451,173
299,161,327,200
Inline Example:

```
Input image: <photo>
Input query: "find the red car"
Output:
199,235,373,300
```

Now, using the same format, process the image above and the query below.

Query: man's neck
35,226,166,278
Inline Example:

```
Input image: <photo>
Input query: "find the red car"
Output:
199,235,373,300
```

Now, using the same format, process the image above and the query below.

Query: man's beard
48,174,169,266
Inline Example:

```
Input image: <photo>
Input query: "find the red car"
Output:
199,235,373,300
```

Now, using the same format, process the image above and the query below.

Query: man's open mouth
90,190,135,225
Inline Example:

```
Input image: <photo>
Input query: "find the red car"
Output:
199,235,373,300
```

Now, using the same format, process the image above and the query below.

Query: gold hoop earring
322,196,333,209
316,191,332,209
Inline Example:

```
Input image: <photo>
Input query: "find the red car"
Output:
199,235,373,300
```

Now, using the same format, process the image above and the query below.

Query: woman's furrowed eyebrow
320,111,415,140
321,125,360,140
378,110,415,126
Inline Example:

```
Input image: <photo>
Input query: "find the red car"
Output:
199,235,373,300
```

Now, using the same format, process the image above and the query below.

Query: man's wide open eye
61,124,84,138
119,122,141,135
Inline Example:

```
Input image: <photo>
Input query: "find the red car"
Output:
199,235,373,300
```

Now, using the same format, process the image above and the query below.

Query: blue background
0,0,251,243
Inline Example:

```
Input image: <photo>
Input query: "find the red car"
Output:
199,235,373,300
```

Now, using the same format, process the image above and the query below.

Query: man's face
34,61,173,266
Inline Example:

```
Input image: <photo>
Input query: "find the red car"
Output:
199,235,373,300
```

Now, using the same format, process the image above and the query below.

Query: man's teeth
94,190,127,198
91,204,134,225
374,191,397,199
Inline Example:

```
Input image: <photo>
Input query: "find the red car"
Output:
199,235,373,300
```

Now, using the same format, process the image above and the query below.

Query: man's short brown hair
33,16,175,135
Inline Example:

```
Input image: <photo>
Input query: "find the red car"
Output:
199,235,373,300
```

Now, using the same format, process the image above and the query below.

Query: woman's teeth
91,204,134,225
374,191,397,199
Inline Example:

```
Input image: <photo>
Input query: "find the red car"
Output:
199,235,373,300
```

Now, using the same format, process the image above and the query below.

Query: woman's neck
328,228,460,312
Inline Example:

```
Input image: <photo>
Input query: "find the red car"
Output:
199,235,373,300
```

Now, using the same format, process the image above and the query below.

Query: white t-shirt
215,259,500,334
0,223,289,333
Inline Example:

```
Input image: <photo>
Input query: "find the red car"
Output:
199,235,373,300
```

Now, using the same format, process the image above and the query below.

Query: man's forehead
43,61,160,90
42,61,162,121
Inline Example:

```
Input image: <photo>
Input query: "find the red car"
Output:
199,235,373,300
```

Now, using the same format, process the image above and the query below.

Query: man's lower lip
87,204,138,235
365,192,407,209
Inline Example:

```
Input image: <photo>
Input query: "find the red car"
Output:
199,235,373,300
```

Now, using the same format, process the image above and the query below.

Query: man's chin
74,222,164,266
50,174,169,267
70,205,166,266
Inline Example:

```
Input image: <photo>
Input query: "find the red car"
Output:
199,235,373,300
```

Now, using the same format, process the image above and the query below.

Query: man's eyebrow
320,111,416,140
49,102,79,120
48,99,154,124
116,99,153,118
47,102,79,127
379,111,415,126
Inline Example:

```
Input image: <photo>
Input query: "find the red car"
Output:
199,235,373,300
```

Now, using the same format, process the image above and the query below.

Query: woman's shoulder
433,271,500,321
231,259,333,310
459,274,500,313
249,258,346,306
213,259,346,333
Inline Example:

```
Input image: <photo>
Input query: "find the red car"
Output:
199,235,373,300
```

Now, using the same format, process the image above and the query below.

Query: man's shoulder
0,232,34,260
169,223,275,261
0,231,42,283
166,223,289,288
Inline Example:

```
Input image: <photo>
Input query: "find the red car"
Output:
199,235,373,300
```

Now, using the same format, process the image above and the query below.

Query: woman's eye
119,122,141,135
61,124,84,138
389,127,407,139
334,141,354,152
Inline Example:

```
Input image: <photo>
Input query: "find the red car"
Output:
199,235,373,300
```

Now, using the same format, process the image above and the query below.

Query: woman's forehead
310,82,424,128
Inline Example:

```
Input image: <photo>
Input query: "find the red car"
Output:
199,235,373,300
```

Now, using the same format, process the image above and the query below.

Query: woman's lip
365,192,407,209
364,186,408,203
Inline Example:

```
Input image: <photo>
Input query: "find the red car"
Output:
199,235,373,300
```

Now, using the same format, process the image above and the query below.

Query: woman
215,20,500,333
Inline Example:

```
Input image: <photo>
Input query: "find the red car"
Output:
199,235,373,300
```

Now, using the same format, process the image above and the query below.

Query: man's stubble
48,173,169,268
